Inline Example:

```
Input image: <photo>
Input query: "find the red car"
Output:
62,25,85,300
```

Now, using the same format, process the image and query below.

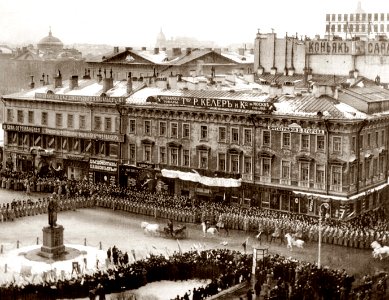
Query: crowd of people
0,171,389,298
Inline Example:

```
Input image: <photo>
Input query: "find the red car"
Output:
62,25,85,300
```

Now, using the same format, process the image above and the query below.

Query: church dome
37,29,63,52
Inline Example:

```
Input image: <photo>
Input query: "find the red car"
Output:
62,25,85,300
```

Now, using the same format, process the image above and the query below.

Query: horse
371,241,389,260
285,233,305,251
201,222,218,237
141,221,161,235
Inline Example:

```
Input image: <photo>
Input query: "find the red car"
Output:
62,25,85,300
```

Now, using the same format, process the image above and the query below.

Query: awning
161,169,241,187
293,177,389,201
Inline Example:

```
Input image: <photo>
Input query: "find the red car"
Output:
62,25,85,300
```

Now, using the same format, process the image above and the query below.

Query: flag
131,249,136,261
176,239,182,254
223,192,226,202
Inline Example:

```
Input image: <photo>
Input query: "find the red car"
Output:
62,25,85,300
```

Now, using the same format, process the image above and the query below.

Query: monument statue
47,196,58,227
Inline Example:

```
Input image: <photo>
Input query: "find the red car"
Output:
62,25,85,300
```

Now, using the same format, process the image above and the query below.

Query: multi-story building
325,2,389,40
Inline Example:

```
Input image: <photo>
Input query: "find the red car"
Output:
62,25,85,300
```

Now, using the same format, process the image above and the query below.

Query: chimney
29,75,35,89
113,46,119,54
270,82,279,96
54,70,62,88
282,81,295,95
161,47,167,51
103,69,114,92
154,47,159,54
97,68,102,83
46,75,49,85
127,72,133,94
172,47,182,56
168,73,178,89
125,47,133,51
238,48,245,56
213,48,221,54
156,77,168,89
186,47,192,55
141,46,147,51
40,73,46,86
69,75,79,90
83,68,91,79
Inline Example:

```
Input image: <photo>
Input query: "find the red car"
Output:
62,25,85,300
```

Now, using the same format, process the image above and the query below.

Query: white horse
141,222,161,235
371,241,389,260
285,233,305,251
201,222,218,237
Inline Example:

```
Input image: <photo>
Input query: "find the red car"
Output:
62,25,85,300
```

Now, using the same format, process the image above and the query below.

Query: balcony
298,181,309,188
259,176,271,183
242,174,253,181
330,185,342,192
314,183,325,190
280,179,291,185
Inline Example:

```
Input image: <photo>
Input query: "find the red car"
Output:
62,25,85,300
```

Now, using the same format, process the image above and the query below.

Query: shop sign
196,187,210,194
3,123,42,133
268,125,324,135
35,93,127,104
147,95,275,113
309,198,314,212
89,159,118,173
43,128,124,142
366,42,389,55
306,41,353,55
65,155,89,162
137,162,155,169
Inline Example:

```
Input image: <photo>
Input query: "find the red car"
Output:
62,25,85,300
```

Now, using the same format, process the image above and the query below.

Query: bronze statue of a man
47,196,58,227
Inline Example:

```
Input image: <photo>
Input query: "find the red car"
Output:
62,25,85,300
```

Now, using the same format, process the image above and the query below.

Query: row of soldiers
1,187,388,250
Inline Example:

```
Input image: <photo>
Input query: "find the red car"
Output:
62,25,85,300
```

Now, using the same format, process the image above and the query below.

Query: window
109,143,118,157
352,136,356,153
333,136,342,153
315,164,325,189
326,14,330,21
41,112,48,126
281,160,290,180
94,116,101,131
362,24,366,32
261,158,271,177
362,13,366,21
231,128,239,144
17,110,24,123
79,115,86,129
244,156,252,174
144,120,151,136
331,165,342,189
381,24,384,32
159,146,166,164
144,145,151,162
218,127,226,142
200,125,208,140
182,123,190,139
183,149,190,166
115,117,119,133
381,13,385,21
356,13,360,21
367,133,371,147
375,132,379,147
56,113,63,127
218,153,226,171
374,24,378,32
128,119,136,134
159,121,166,136
28,111,34,124
360,134,364,149
374,13,378,21
350,164,356,185
244,129,252,145
338,14,342,21
382,130,385,146
344,14,348,21
300,162,310,183
129,144,136,164
282,132,291,148
301,134,310,150
350,14,354,21
170,148,178,165
263,130,270,146
230,154,239,173
105,117,112,131
199,151,208,169
365,159,370,178
373,158,378,176
379,156,384,174
331,14,335,21
7,109,13,122
170,122,178,138
67,114,74,128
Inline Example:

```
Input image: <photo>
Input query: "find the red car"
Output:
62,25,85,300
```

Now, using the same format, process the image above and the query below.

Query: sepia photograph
1,0,389,299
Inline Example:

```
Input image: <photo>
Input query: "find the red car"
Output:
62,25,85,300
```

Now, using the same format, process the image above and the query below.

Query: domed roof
37,29,63,51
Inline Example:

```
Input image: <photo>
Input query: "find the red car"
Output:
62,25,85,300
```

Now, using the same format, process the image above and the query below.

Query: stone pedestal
40,225,66,258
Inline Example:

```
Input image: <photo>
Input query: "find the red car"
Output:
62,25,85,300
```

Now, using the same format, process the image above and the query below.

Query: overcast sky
1,0,389,47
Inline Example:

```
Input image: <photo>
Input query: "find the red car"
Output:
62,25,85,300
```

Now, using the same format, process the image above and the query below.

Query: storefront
89,158,118,186
63,154,89,180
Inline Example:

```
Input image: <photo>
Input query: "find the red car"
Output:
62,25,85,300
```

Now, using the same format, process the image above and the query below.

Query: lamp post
318,202,329,268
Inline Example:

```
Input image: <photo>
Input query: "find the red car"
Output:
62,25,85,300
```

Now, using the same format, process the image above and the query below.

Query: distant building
325,1,389,40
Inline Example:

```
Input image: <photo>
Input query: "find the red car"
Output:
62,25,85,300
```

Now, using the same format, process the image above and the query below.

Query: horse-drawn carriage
141,221,187,239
